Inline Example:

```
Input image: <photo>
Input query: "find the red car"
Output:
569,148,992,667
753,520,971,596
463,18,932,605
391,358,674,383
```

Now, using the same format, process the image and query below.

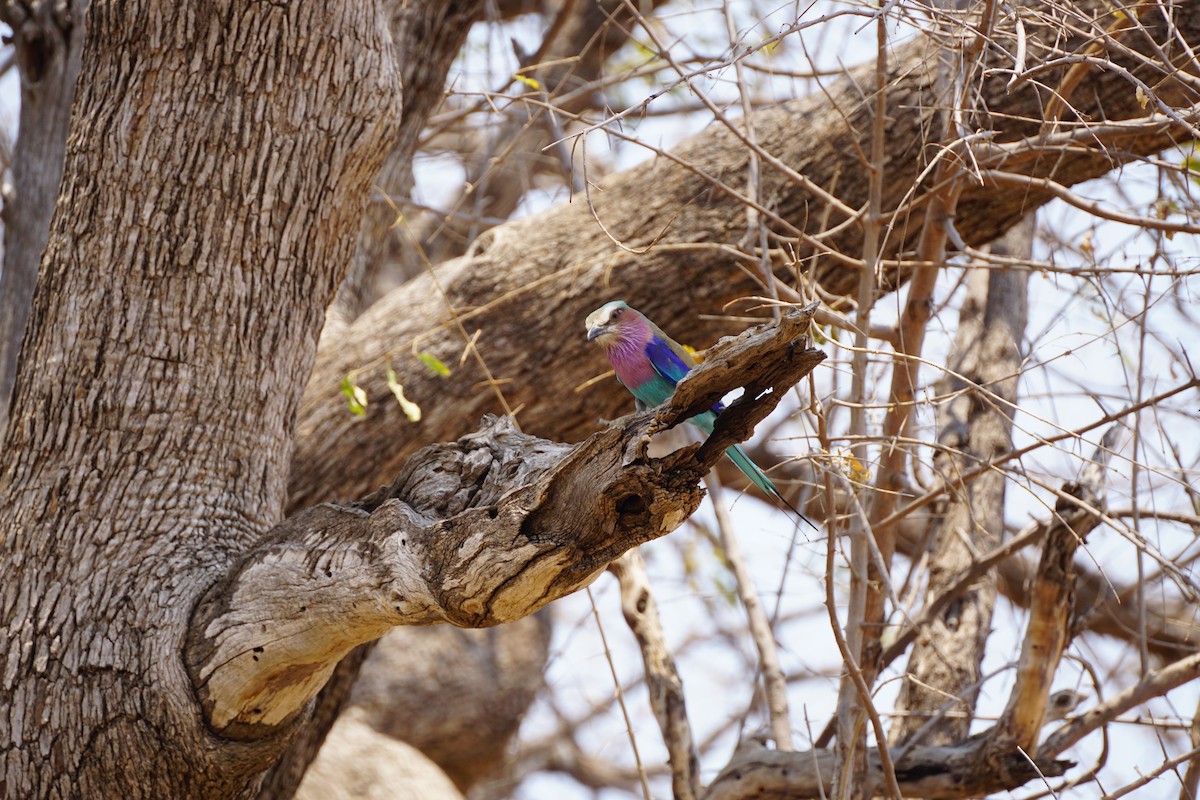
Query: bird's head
585,300,639,347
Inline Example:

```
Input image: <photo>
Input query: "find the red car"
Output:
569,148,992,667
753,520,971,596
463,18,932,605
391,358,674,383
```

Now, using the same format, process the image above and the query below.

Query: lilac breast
609,343,657,388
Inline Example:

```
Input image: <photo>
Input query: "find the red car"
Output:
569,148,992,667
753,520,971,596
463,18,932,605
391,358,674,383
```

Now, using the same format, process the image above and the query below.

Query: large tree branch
188,306,824,739
703,735,1072,800
259,4,495,791
290,0,1200,510
0,2,403,796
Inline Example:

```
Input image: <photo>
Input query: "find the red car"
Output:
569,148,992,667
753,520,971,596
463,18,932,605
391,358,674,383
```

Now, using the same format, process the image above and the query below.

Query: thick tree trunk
0,0,86,434
0,1,399,796
261,5,492,792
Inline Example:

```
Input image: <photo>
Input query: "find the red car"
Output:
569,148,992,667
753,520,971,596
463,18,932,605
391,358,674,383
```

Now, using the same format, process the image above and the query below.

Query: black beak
586,326,604,341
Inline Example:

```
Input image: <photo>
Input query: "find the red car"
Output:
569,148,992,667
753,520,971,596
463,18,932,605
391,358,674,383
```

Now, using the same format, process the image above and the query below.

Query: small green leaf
1183,152,1200,188
340,375,368,417
714,577,738,608
386,366,422,423
417,352,451,377
514,73,541,90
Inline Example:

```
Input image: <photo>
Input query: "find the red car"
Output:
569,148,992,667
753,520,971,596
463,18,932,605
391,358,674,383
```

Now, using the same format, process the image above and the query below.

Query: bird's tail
724,444,817,531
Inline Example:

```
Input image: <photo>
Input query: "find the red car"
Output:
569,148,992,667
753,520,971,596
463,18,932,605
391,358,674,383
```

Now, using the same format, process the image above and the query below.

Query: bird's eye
611,308,622,319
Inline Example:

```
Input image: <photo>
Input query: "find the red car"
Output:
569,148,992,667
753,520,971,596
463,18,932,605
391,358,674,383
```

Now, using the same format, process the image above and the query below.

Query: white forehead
585,301,628,328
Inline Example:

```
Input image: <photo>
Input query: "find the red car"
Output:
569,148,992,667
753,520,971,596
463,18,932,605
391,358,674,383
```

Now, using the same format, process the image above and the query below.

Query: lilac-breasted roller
586,300,812,527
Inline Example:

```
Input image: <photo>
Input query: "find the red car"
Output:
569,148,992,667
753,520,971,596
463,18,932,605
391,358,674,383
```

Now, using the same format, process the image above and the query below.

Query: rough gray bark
261,4,493,791
187,417,674,739
0,0,86,434
0,1,400,796
891,225,1032,745
289,0,1200,512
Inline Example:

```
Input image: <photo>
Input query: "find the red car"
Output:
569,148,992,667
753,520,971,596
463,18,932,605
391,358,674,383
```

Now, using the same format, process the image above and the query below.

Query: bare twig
609,552,700,800
709,472,794,751
587,587,654,800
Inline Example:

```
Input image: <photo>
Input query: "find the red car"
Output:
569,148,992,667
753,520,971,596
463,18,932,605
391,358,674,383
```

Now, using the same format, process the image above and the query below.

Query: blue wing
644,336,725,416
644,337,691,384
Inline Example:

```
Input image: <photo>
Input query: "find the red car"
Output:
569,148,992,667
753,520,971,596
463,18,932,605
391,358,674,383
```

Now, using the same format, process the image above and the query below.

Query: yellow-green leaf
340,375,368,417
633,41,655,59
1183,152,1200,188
386,366,422,423
514,73,541,90
1135,85,1149,109
714,577,738,607
417,352,451,377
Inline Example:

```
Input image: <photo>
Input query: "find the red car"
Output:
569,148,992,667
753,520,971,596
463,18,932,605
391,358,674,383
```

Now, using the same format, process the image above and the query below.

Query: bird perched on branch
585,300,813,529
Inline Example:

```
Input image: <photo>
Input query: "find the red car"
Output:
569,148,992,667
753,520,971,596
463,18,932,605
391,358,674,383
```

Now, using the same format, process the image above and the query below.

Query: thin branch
709,472,794,751
587,586,654,800
980,170,1200,236
1043,650,1200,755
609,552,700,800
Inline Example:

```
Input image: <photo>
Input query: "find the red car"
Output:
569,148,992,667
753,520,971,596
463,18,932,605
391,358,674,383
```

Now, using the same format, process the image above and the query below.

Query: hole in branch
616,494,647,515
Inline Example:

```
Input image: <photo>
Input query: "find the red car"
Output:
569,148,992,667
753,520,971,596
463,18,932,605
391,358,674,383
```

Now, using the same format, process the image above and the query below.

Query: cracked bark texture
0,1,400,796
182,413,709,742
0,0,1195,797
180,306,818,793
258,3,505,792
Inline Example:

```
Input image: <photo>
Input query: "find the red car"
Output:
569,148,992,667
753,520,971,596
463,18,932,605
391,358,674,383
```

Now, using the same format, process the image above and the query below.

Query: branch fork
185,304,825,740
